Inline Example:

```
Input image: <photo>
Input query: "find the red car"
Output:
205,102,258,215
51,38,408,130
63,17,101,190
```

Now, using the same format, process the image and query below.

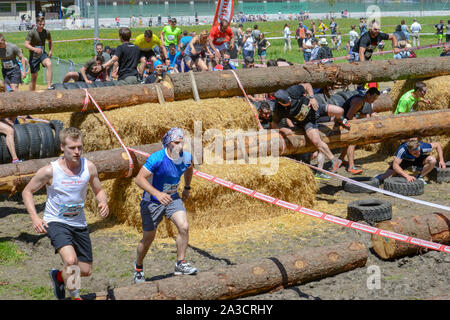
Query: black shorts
30,52,49,74
46,222,93,263
2,65,22,84
297,38,304,48
77,72,97,82
389,155,429,171
139,49,157,60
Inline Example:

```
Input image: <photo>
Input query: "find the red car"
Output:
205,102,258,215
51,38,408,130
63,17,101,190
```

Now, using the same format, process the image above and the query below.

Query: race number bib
216,37,226,43
162,183,178,194
167,35,175,41
35,45,44,57
2,59,15,69
294,104,311,122
59,203,84,218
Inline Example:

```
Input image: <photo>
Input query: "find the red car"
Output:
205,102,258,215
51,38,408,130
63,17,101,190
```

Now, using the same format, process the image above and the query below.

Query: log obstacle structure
1,109,449,195
92,241,367,300
216,109,450,160
371,212,450,260
0,57,448,117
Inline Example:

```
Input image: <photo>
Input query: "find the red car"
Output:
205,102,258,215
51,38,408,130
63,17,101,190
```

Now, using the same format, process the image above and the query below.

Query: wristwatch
184,185,191,190
308,95,315,99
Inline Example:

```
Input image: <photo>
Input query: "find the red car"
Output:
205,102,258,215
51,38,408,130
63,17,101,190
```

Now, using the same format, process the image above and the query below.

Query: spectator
0,34,27,92
242,28,255,60
257,33,270,65
410,18,422,47
336,32,342,50
134,29,164,77
252,24,261,43
295,21,307,51
243,56,255,69
348,25,359,53
394,81,431,114
310,21,316,36
93,27,140,85
329,17,338,46
96,43,110,64
435,19,444,44
283,23,292,52
394,25,407,44
63,55,108,83
359,18,367,36
184,30,211,72
440,43,450,57
148,14,153,27
115,16,120,27
208,20,235,66
316,38,333,62
161,17,182,63
24,16,53,91
302,31,314,62
350,21,399,62
221,51,236,70
394,42,410,59
317,19,328,36
230,23,240,59
310,38,320,61
400,19,410,41
446,20,450,43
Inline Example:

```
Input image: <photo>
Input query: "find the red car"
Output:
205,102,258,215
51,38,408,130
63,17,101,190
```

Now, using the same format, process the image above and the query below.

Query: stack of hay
84,157,317,239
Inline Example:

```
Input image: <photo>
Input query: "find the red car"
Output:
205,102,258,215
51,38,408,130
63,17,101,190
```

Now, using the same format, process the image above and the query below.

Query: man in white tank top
22,127,109,300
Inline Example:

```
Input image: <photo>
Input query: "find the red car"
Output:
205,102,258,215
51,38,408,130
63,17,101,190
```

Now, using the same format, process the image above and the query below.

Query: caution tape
126,146,450,254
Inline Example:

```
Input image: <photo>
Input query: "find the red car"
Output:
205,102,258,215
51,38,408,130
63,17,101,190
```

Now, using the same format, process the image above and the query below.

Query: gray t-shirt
0,43,21,69
25,28,51,58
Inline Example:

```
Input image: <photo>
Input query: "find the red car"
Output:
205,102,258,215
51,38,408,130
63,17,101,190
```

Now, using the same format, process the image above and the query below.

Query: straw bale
85,157,317,239
34,97,258,153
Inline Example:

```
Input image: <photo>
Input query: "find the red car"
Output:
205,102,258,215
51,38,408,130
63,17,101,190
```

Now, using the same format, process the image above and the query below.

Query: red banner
213,0,234,26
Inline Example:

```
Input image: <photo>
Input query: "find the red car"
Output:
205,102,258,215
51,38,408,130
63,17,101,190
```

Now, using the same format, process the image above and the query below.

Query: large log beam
92,241,367,300
0,57,447,117
0,143,161,195
371,212,450,260
217,109,450,159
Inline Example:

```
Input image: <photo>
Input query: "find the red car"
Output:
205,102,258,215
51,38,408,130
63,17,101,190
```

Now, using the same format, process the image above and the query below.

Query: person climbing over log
21,127,109,300
0,117,21,163
270,88,343,178
374,139,446,185
133,128,197,284
208,20,235,67
0,33,27,92
337,87,381,175
394,81,431,114
63,55,108,83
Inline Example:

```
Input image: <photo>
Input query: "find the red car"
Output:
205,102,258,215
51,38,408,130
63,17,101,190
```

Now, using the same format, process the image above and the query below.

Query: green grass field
2,15,449,85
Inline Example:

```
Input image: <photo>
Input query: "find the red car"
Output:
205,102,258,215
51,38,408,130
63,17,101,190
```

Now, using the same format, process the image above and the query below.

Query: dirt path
0,150,449,300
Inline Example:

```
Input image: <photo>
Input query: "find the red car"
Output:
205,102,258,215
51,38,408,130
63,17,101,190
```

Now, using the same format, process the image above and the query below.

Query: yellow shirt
134,33,161,51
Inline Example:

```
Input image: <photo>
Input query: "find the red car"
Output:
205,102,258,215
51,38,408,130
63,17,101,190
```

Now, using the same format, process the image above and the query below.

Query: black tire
436,161,450,183
13,124,30,161
97,81,112,87
0,135,12,164
76,81,89,89
63,82,81,90
383,177,424,196
342,176,380,193
337,90,359,101
110,80,121,86
23,123,41,159
49,120,64,155
313,93,327,107
52,83,66,91
88,81,99,88
329,94,346,107
36,123,56,158
347,198,392,225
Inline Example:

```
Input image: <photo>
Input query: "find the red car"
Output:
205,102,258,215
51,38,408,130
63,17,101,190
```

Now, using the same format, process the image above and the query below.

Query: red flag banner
213,0,234,26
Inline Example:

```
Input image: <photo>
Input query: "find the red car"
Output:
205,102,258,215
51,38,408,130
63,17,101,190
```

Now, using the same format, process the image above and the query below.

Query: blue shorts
140,196,186,231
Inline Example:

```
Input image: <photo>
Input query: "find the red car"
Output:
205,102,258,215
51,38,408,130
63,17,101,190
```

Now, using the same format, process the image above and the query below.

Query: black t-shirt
435,23,444,34
317,46,333,60
330,22,337,34
257,39,268,52
285,84,306,100
352,32,390,60
113,42,140,80
272,84,311,124
342,94,372,118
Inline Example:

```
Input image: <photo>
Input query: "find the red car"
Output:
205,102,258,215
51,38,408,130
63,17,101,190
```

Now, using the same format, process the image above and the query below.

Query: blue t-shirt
394,142,432,162
180,36,193,51
168,51,181,68
142,148,192,203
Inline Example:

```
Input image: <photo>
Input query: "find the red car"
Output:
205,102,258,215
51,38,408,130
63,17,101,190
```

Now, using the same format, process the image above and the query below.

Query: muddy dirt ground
0,149,449,301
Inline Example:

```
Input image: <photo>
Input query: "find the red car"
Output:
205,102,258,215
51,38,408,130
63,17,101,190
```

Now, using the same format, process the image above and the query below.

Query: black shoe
49,269,65,300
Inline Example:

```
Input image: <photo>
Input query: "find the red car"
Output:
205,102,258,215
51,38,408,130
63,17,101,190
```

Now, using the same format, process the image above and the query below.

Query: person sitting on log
134,29,165,78
270,88,343,177
394,81,431,114
349,20,400,62
335,87,381,175
63,55,108,83
374,139,446,185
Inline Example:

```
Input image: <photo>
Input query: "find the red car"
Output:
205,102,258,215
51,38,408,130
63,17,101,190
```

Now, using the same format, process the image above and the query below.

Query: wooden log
92,241,367,300
0,143,161,195
0,82,174,118
371,212,450,260
169,57,450,100
372,94,393,113
217,109,450,160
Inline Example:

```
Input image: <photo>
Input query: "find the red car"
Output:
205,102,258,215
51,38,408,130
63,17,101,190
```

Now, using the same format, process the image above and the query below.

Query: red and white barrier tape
82,89,134,178
126,146,450,254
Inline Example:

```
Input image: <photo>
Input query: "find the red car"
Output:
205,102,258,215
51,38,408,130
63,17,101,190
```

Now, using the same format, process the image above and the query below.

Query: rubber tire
52,83,66,91
347,198,392,225
36,123,56,158
49,120,64,155
97,81,113,87
0,135,12,164
13,124,30,161
383,176,424,196
76,81,89,89
337,90,359,101
314,93,327,107
342,176,380,194
63,82,81,90
23,123,41,159
89,81,99,88
436,161,450,183
329,94,346,107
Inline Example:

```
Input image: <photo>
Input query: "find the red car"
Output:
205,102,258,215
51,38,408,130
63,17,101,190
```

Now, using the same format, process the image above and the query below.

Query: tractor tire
23,123,41,159
49,120,64,155
342,176,380,193
13,124,30,161
36,123,56,158
347,198,392,225
383,177,424,196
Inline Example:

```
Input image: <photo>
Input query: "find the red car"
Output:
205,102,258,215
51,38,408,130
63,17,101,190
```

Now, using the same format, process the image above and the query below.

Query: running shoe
314,172,331,180
174,260,198,276
417,176,427,185
133,262,146,284
330,158,343,173
49,269,65,300
11,159,23,164
348,166,363,175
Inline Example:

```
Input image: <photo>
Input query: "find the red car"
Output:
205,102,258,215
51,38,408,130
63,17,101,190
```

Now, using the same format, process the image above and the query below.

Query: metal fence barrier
43,56,84,84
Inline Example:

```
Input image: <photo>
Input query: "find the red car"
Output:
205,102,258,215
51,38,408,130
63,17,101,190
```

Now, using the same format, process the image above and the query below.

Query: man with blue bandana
132,128,197,283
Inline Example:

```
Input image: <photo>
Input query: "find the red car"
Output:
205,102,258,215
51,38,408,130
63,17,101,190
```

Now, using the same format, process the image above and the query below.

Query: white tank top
43,158,90,228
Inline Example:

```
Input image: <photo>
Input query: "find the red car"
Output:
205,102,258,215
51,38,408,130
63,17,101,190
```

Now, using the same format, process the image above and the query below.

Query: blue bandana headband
162,127,184,148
